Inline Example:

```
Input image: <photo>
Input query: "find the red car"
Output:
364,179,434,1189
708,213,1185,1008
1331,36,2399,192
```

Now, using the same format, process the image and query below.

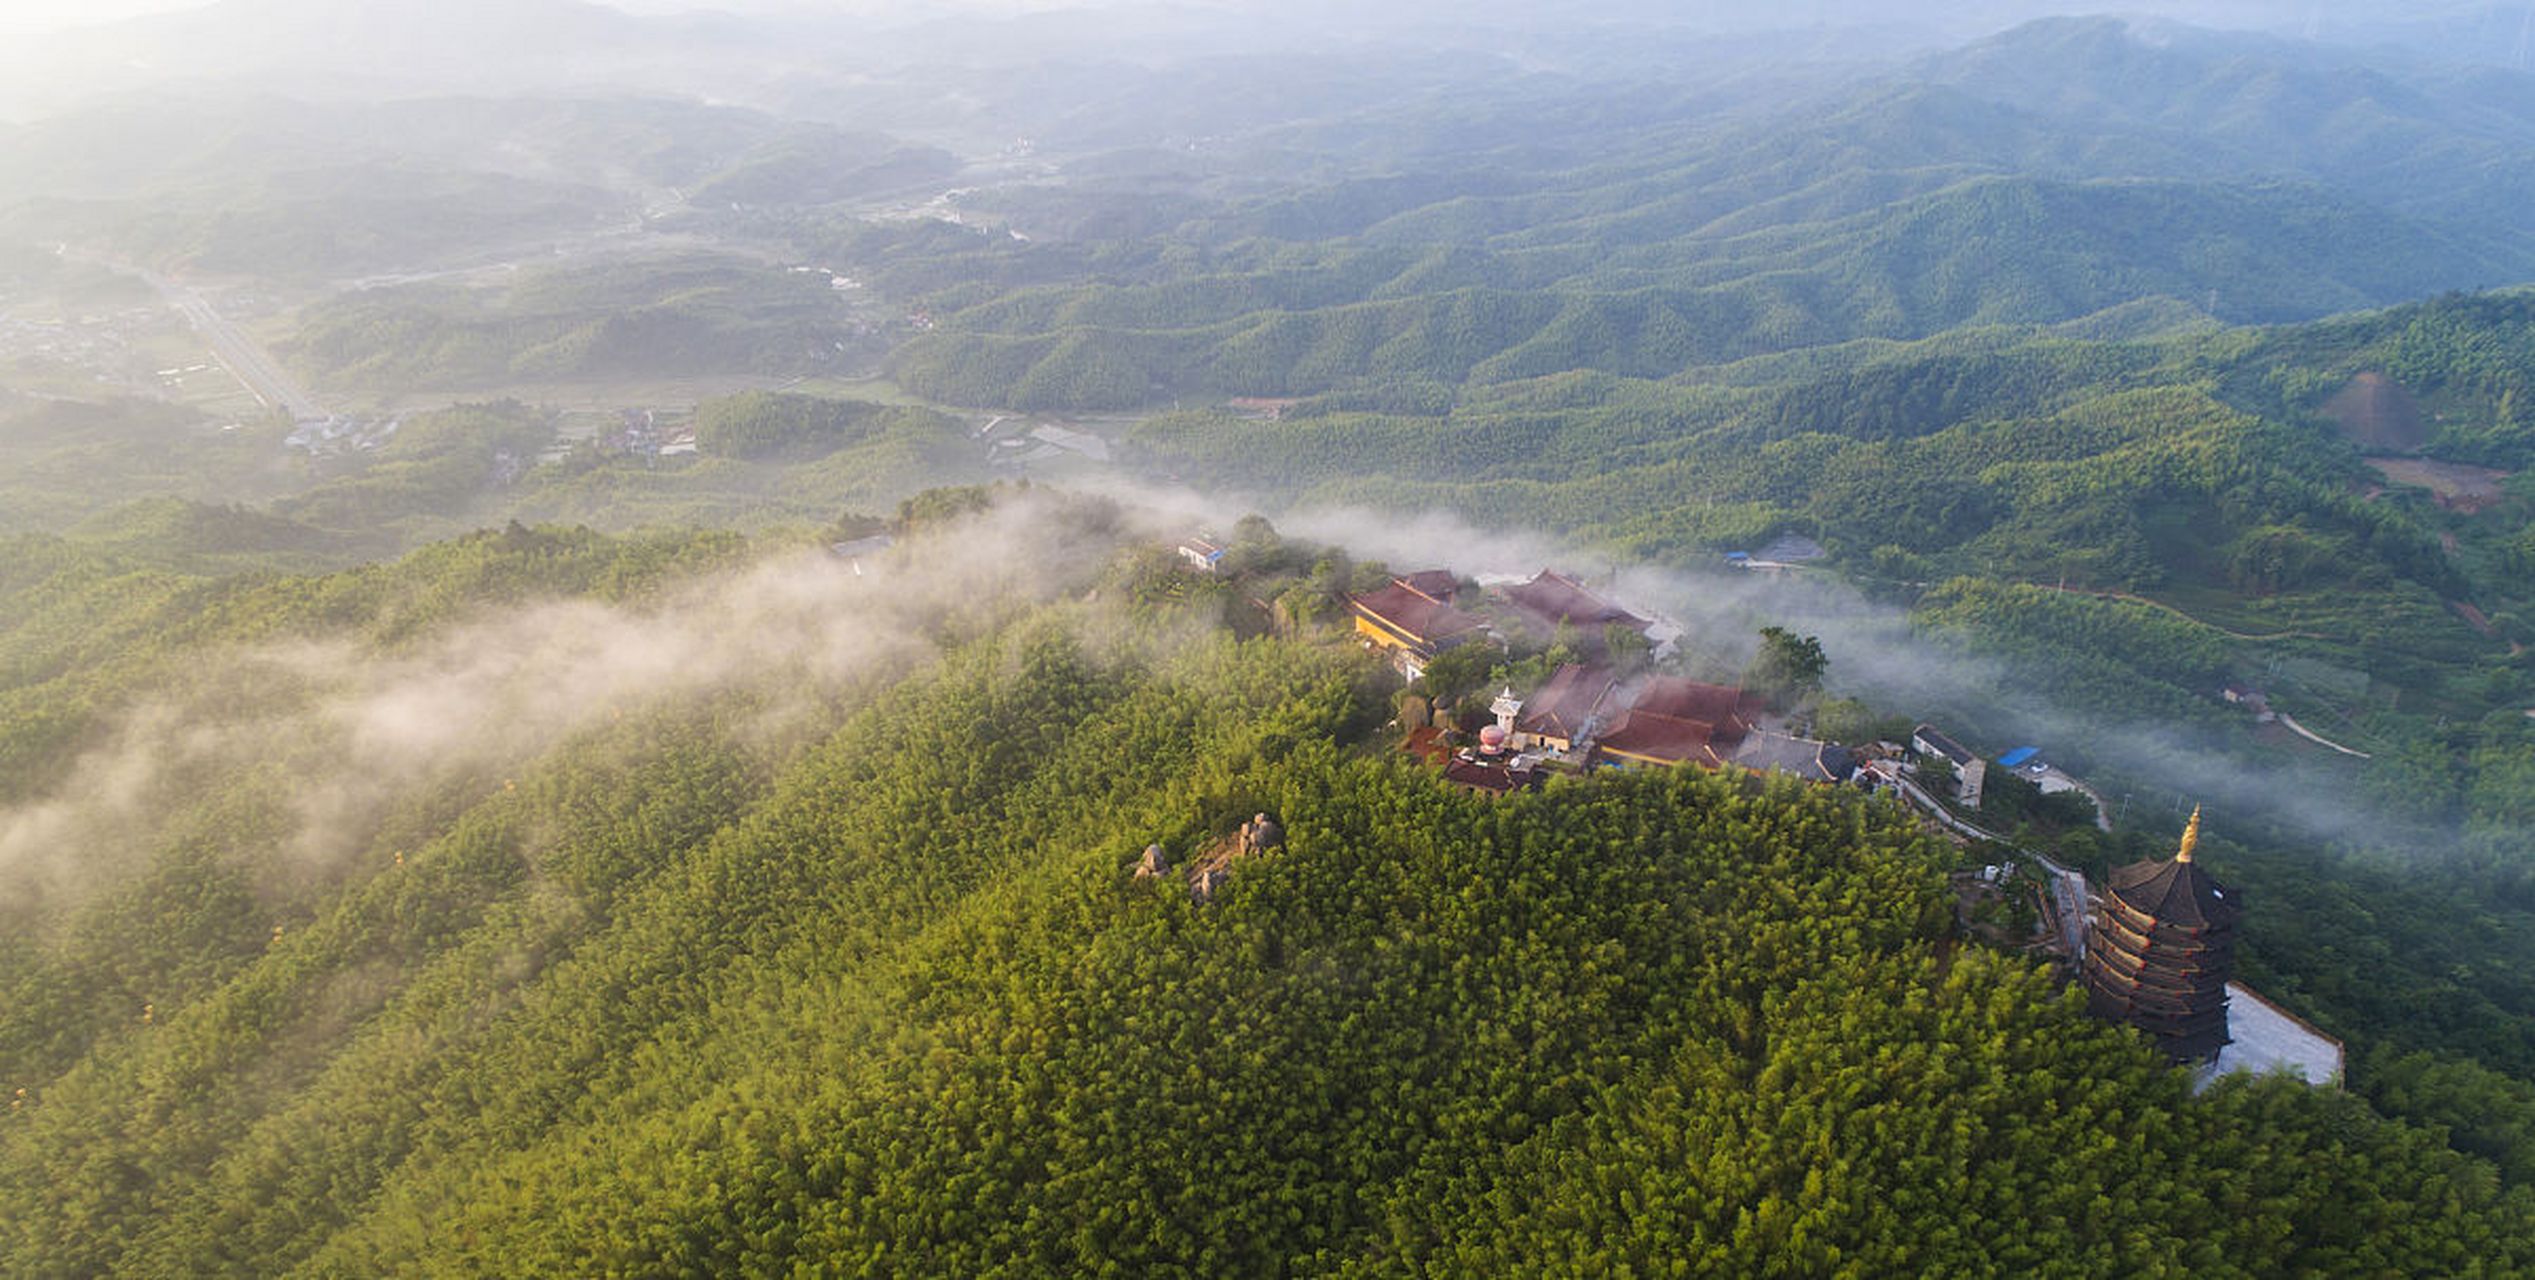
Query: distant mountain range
866,17,2535,410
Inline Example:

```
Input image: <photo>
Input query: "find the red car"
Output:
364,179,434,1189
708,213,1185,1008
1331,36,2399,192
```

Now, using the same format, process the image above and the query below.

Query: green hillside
1120,287,2535,842
0,509,2529,1275
0,394,304,538
281,255,874,393
6,14,2535,1271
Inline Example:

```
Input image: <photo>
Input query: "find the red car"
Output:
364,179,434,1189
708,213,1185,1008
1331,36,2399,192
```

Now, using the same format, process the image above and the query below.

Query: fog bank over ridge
1,0,2524,100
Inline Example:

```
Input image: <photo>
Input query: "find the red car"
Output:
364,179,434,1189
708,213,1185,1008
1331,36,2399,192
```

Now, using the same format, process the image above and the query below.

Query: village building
2222,682,2278,723
1912,724,1988,808
1414,718,1545,797
1347,574,1491,681
1177,535,1227,573
2084,809,2241,1063
829,535,894,577
1994,746,2114,828
1489,687,1526,733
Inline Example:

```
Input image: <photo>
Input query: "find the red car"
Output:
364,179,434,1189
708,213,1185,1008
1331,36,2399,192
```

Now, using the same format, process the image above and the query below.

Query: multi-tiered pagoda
2083,808,2242,1063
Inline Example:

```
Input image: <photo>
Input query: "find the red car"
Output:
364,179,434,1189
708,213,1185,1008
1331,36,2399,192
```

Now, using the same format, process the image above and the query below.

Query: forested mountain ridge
0,507,2529,1275
825,19,2535,414
279,255,872,391
877,173,2529,415
1918,15,2535,231
875,173,2534,412
6,8,2535,1271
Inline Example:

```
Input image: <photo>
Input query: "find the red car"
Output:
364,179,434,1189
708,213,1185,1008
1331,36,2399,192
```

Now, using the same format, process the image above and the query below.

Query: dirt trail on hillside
2040,585,2335,642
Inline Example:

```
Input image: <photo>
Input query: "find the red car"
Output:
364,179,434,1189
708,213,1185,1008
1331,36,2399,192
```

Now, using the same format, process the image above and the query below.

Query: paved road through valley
135,268,328,422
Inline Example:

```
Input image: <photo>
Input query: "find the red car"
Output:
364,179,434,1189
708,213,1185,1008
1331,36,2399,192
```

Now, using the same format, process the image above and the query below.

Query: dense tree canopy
0,518,2528,1275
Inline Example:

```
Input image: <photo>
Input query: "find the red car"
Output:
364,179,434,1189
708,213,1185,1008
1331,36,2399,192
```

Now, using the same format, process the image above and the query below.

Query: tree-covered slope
1126,289,2535,809
0,515,2529,1275
1918,16,2535,233
279,255,871,392
798,17,2535,414
874,173,2530,412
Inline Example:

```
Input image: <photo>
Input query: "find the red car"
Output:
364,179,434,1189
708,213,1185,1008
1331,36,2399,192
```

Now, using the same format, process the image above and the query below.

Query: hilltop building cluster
1168,529,2340,1089
1339,565,1856,791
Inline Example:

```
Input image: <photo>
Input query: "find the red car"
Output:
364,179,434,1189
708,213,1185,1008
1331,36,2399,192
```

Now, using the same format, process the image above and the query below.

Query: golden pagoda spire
2177,806,2202,863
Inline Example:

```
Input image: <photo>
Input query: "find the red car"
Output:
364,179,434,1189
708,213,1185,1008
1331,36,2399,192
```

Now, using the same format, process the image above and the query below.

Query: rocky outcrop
1186,812,1283,902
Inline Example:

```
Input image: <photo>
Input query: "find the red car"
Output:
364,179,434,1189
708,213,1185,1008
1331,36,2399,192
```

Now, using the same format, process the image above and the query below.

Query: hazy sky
0,0,195,35
0,0,1078,34
0,0,2504,41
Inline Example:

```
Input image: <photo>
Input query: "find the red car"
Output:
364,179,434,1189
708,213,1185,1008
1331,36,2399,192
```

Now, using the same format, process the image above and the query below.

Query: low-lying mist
0,492,1152,924
0,479,2477,940
1279,501,2429,861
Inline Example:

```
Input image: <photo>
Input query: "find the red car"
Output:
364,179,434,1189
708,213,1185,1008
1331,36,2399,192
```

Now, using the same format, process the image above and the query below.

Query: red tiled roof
1597,709,1726,766
1515,663,1615,742
1394,570,1459,603
1626,677,1757,748
1349,583,1489,650
1501,570,1650,634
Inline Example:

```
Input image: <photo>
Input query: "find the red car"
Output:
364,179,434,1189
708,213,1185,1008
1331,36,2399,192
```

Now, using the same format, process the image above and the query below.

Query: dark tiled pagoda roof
2103,854,2243,933
2083,809,2239,1062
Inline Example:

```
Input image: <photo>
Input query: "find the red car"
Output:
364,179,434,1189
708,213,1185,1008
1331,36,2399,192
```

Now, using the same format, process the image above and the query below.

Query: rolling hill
0,507,2528,1275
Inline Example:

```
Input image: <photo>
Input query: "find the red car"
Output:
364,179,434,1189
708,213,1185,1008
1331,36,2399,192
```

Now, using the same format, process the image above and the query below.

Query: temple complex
2083,808,2243,1063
